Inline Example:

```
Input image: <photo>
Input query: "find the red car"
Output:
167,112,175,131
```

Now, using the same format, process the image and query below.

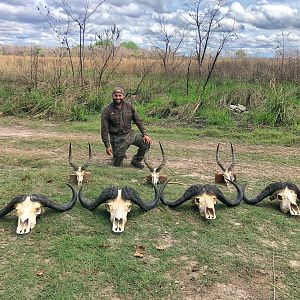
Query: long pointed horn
216,143,226,172
79,186,118,210
228,142,236,171
243,182,288,205
121,184,159,211
0,195,27,217
144,144,154,172
207,180,243,207
156,142,166,172
68,142,78,171
31,184,77,212
160,179,205,207
81,143,92,171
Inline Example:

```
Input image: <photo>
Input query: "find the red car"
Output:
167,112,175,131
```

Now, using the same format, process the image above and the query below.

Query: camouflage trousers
110,130,148,166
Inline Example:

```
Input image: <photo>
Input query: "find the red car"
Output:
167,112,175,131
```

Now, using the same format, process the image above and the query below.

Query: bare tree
184,0,235,117
152,14,187,73
38,0,106,88
91,24,122,87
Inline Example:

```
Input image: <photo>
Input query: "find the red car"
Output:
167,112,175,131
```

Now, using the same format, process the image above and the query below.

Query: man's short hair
112,87,125,95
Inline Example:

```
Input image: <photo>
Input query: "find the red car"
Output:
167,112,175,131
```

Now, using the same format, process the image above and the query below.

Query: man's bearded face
113,92,124,105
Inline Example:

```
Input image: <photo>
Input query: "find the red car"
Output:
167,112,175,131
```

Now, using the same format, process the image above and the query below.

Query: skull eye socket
36,207,41,214
127,203,132,211
277,194,283,201
194,198,200,204
105,203,112,211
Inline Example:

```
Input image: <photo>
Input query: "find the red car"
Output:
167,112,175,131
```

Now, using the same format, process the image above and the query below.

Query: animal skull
15,197,42,234
0,184,77,234
160,179,243,220
216,143,236,189
193,193,217,220
68,142,92,185
144,142,166,185
270,187,300,215
105,190,132,233
78,184,159,233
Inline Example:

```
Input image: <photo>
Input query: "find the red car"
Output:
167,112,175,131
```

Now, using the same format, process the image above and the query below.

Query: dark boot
131,160,144,169
113,155,125,167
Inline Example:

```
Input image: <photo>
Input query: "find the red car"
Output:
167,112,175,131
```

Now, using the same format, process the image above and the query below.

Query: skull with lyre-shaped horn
68,142,92,185
144,142,167,185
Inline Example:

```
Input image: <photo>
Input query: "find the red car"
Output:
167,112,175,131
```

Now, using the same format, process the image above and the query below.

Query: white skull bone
15,197,42,234
105,190,132,233
270,187,300,215
193,193,217,220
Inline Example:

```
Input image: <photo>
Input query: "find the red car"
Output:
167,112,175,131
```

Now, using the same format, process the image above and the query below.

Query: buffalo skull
160,179,243,219
78,184,159,233
243,182,300,216
144,142,166,185
0,184,77,234
69,142,92,185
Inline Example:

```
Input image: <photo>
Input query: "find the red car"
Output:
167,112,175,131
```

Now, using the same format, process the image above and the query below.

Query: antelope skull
69,142,92,185
216,143,236,189
160,179,243,220
78,184,159,233
244,182,300,216
144,142,166,185
0,184,77,234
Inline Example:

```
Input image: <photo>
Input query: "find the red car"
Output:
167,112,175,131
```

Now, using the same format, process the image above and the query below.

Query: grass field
0,115,299,300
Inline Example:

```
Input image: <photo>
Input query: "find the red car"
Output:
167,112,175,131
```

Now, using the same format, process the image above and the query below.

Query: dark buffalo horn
160,179,205,207
121,183,159,211
156,142,166,172
228,142,236,171
207,180,243,207
0,195,27,217
31,183,77,212
79,186,118,210
243,182,288,205
68,142,79,171
81,143,92,171
216,143,226,172
144,144,154,172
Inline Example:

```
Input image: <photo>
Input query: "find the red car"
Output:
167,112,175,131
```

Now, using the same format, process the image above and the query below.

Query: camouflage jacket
101,101,146,148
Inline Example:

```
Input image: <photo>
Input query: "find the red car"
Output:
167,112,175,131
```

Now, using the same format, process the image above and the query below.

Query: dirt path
1,120,300,184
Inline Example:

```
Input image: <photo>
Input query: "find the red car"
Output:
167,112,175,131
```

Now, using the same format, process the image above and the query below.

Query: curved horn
121,184,159,211
79,186,118,210
156,142,166,172
205,180,243,207
160,179,205,207
144,144,154,172
81,143,92,171
68,142,79,171
243,182,288,205
0,195,27,217
31,183,77,212
228,142,236,171
216,143,226,172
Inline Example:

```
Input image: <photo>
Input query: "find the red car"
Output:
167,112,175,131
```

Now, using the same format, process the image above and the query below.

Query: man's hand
143,134,152,145
106,147,113,156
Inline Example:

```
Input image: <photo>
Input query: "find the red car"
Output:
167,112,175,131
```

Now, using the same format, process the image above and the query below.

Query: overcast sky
0,0,300,57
